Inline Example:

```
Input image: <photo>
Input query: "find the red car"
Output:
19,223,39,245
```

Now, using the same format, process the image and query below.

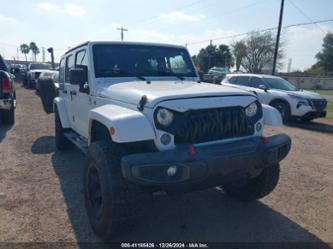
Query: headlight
156,108,174,126
245,102,258,117
288,94,304,100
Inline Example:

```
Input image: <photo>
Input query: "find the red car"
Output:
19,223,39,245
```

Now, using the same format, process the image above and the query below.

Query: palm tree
29,42,40,61
20,44,30,61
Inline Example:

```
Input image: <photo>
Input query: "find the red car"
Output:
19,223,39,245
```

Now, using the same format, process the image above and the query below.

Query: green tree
314,32,333,72
194,44,232,73
231,41,247,71
20,44,30,61
29,42,40,61
241,31,283,73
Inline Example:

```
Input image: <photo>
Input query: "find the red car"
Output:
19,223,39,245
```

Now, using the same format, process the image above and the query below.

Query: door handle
70,90,77,100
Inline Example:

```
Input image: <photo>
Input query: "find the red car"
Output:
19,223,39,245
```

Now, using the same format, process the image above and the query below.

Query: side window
75,49,89,84
65,54,74,82
250,77,265,88
75,50,88,67
59,59,65,87
236,76,250,86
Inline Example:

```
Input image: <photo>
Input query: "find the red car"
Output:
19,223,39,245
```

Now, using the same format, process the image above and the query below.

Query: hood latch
137,95,148,111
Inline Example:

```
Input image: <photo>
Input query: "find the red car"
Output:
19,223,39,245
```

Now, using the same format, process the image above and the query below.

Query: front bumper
121,134,291,190
301,110,326,120
0,98,14,110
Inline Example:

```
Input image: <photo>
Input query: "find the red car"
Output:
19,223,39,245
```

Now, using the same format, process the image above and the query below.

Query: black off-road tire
0,106,15,125
84,140,141,240
223,164,280,202
55,108,72,151
39,77,57,114
270,101,291,124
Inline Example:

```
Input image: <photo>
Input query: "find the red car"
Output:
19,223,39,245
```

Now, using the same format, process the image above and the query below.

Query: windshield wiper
99,69,147,81
156,71,185,81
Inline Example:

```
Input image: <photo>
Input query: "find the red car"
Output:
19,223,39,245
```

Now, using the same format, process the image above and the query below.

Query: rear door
63,54,76,129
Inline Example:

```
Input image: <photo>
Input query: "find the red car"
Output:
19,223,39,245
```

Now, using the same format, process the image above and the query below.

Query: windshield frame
92,44,197,79
263,77,298,91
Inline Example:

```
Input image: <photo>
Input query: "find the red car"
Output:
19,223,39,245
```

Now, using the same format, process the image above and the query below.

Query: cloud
64,3,86,16
0,14,18,23
37,2,86,16
38,2,58,12
282,25,332,70
159,11,204,22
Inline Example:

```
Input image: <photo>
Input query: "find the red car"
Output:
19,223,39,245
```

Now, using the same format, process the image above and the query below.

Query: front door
70,49,91,138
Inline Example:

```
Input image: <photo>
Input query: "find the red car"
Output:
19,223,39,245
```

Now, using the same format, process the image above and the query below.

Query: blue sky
0,0,332,71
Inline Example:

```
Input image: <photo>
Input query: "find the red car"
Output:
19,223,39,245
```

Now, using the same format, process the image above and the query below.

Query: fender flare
89,104,156,143
53,97,71,128
262,104,283,126
269,98,290,108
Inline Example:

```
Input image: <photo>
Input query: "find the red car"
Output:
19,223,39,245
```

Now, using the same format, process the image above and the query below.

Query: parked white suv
39,41,291,239
222,73,327,123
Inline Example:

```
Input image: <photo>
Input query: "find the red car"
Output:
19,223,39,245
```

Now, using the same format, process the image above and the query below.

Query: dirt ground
0,84,332,248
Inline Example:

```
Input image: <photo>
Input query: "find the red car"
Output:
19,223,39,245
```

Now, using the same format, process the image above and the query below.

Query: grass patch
327,101,333,119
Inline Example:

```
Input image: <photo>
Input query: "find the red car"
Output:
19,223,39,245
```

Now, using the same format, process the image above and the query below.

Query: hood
95,80,255,107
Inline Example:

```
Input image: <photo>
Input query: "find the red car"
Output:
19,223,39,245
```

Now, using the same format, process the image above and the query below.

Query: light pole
272,0,285,75
117,27,128,41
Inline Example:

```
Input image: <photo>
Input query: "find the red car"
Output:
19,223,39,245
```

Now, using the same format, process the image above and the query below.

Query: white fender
53,97,71,128
89,104,156,143
262,104,283,126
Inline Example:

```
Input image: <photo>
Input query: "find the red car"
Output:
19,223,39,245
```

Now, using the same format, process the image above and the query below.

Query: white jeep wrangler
40,41,291,239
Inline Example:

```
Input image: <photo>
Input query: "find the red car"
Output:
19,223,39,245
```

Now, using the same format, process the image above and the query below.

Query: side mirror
69,68,86,85
258,84,268,92
70,67,89,93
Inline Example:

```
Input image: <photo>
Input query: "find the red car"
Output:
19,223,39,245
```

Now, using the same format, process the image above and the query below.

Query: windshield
30,63,52,70
93,44,197,78
264,77,298,91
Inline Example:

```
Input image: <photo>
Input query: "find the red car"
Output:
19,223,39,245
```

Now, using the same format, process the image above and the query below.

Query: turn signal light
261,137,269,144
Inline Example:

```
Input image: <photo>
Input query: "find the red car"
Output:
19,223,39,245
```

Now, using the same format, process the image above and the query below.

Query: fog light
256,122,262,132
160,133,171,145
167,165,177,177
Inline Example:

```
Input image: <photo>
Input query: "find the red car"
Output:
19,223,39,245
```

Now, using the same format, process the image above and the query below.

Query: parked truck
39,41,291,239
0,55,15,125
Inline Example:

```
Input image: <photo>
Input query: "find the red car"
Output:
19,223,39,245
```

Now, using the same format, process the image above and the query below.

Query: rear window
228,76,238,84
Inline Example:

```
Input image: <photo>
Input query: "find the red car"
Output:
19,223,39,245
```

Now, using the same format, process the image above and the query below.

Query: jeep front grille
156,107,255,145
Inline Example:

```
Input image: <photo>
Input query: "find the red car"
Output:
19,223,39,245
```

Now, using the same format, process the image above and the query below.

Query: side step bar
64,131,88,154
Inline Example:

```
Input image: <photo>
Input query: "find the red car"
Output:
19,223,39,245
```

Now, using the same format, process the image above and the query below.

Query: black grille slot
171,107,254,144
311,99,327,111
35,72,41,79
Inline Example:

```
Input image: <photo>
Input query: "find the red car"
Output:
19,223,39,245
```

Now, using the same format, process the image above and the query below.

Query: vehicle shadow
0,124,13,142
31,136,55,154
287,119,333,134
36,140,330,248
